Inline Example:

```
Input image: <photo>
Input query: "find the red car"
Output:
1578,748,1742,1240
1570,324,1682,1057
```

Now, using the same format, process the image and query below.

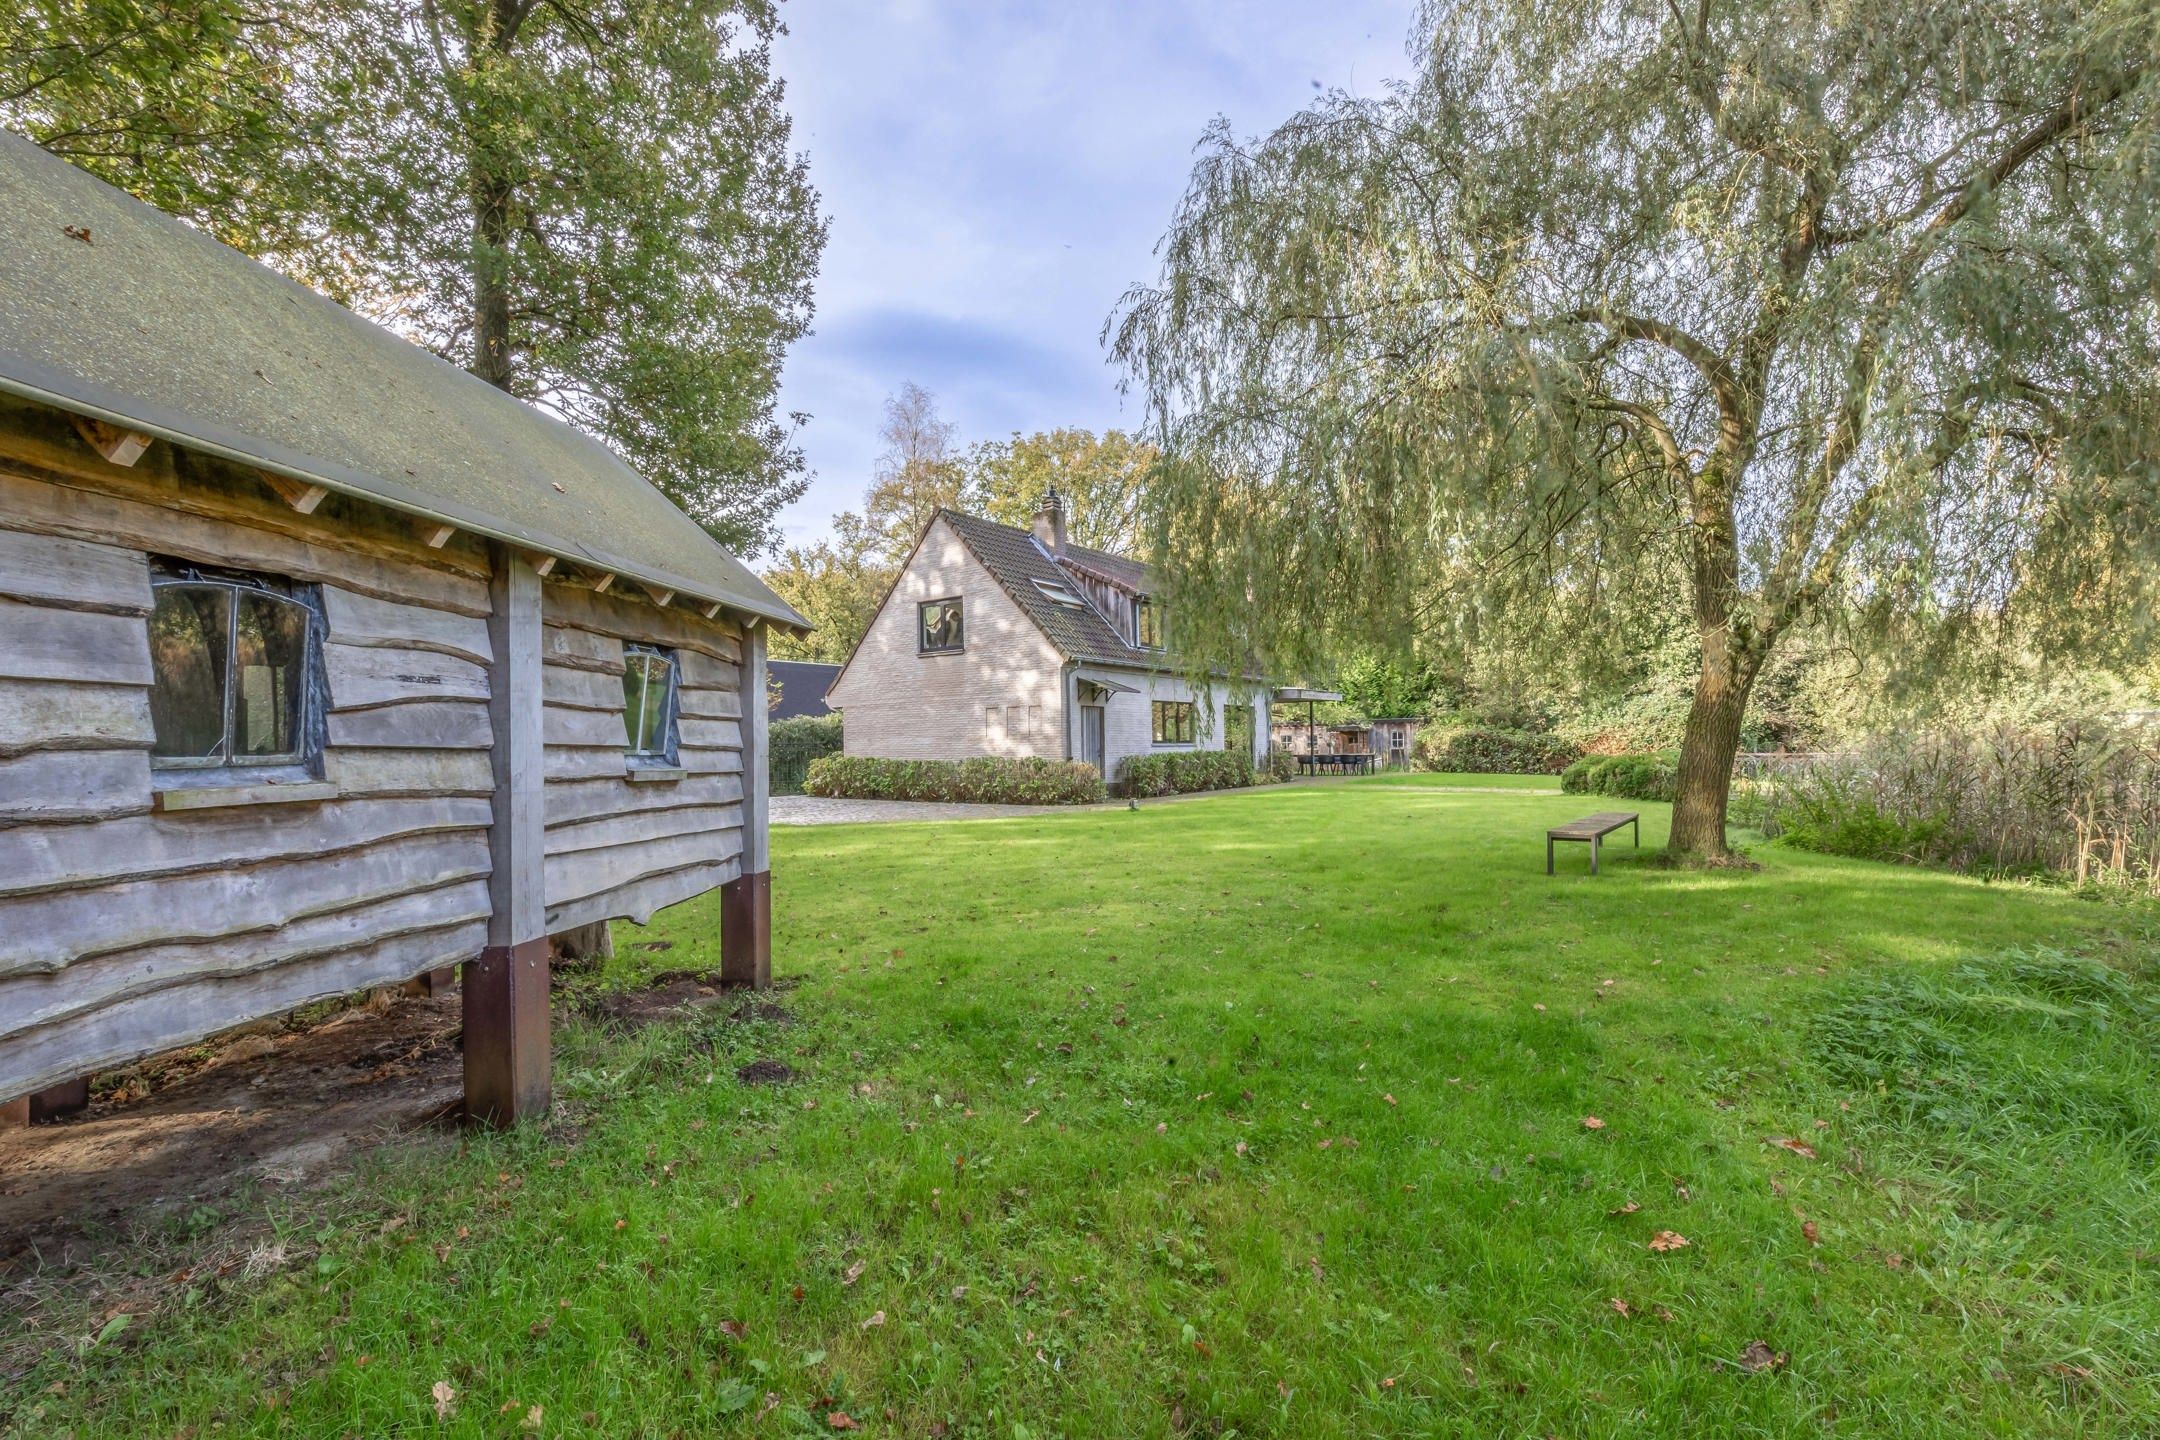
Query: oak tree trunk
468,0,523,392
1667,659,1754,862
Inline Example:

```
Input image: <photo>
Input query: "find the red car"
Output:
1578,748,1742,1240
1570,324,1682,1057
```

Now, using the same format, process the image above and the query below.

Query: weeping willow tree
1113,0,2160,861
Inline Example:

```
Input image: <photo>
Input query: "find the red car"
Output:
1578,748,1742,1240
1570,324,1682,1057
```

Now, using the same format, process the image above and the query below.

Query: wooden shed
0,133,807,1128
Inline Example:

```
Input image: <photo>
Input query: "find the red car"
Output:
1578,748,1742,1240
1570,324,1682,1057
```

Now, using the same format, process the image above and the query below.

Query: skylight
1033,578,1085,608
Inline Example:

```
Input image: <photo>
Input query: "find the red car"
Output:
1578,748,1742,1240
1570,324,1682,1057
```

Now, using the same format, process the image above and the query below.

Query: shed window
919,597,964,653
1151,700,1195,746
148,566,317,769
622,644,679,761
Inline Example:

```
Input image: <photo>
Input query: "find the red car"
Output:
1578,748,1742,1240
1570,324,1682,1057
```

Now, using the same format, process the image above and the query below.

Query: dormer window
1136,596,1164,650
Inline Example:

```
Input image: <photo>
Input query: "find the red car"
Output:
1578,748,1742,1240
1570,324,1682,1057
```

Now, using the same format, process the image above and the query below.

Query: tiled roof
768,659,839,719
936,509,1156,668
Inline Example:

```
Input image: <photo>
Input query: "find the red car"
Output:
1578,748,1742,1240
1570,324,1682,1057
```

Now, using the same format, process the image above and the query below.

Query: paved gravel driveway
770,795,1083,825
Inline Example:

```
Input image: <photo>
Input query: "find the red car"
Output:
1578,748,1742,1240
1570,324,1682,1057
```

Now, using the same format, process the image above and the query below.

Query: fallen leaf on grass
522,1405,544,1432
717,1319,747,1340
431,1381,457,1421
861,1310,885,1329
1648,1230,1690,1253
828,1411,861,1430
841,1260,865,1286
1738,1340,1789,1373
1801,1220,1821,1247
1608,1200,1640,1216
1768,1136,1818,1159
1581,1116,1605,1131
1609,1297,1632,1318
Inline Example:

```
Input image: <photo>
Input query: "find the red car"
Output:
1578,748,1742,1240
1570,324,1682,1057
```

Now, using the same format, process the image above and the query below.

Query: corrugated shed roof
936,509,1156,667
0,130,806,629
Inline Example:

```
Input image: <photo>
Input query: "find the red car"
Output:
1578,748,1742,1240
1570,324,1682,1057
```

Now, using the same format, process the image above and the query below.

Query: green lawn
20,780,2158,1438
1356,769,1560,790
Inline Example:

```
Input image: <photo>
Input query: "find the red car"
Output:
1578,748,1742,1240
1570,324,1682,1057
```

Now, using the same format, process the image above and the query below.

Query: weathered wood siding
538,583,747,936
0,410,495,1101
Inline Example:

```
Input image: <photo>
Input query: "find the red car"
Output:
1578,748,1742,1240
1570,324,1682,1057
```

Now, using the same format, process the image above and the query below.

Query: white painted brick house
826,492,1270,782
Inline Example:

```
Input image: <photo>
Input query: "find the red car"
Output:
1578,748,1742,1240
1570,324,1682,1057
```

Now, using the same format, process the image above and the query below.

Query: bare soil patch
0,970,788,1379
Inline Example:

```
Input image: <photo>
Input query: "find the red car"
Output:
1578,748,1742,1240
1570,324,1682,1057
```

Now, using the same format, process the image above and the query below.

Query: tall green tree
763,513,886,663
2,0,327,247
4,0,824,555
969,427,1158,554
1115,0,2160,861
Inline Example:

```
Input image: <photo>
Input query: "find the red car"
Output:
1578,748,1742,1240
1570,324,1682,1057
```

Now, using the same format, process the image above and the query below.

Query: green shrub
1262,750,1300,784
1120,749,1255,797
1560,751,1679,802
803,755,1105,805
768,714,844,796
1416,724,1579,775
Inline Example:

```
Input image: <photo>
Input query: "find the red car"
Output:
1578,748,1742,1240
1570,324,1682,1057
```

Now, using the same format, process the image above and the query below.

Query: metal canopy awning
1078,676,1142,699
1273,686,1343,703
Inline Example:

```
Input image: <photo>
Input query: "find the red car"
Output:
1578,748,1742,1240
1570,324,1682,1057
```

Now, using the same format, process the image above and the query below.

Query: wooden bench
1546,811,1640,875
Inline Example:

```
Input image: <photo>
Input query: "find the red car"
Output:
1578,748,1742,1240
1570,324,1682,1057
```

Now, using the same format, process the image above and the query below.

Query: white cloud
769,1,1418,548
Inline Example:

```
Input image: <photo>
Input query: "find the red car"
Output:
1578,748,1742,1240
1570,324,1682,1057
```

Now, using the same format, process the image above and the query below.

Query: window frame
621,642,681,767
918,596,965,655
146,561,324,776
1135,595,1165,650
1151,699,1196,747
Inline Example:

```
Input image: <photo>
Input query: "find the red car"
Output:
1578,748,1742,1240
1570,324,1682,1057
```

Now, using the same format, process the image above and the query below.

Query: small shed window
1136,596,1165,650
148,564,319,769
919,597,964,653
622,644,679,762
1151,700,1195,746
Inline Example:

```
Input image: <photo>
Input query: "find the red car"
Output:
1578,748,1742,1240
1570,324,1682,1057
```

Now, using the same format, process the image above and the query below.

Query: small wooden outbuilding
0,133,807,1127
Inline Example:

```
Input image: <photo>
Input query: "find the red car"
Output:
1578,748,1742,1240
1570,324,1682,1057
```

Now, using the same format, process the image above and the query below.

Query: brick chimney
1032,486,1067,553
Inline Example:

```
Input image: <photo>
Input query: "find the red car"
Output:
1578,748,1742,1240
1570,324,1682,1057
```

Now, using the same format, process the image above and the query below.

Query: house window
622,644,679,762
1136,596,1164,650
1151,700,1195,746
148,563,319,770
1033,578,1085,608
919,597,964,653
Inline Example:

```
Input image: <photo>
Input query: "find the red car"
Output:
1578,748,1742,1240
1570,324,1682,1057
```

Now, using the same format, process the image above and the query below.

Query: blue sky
767,1,1418,551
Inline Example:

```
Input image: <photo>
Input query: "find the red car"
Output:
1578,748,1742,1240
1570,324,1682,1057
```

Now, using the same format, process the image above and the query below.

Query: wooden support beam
71,415,152,467
403,966,457,998
721,621,772,990
257,469,330,515
640,582,674,608
465,546,550,1127
524,551,558,578
590,571,616,594
3,1076,91,1126
702,601,725,620
420,521,458,549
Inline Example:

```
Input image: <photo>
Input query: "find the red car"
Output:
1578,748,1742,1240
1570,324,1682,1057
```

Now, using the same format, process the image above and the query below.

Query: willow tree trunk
1667,660,1754,861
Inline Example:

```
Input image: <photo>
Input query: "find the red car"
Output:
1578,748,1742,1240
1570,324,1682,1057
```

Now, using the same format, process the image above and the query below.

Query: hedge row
802,754,1106,805
1119,749,1257,797
769,714,844,795
1560,751,1679,802
1415,725,1581,774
